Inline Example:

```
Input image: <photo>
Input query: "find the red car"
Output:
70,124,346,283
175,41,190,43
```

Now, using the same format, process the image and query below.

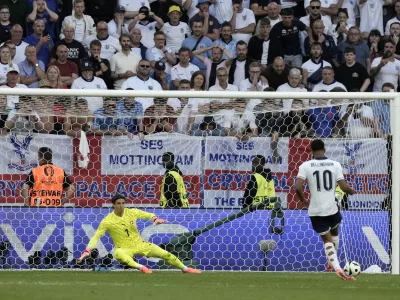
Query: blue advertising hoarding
0,208,391,272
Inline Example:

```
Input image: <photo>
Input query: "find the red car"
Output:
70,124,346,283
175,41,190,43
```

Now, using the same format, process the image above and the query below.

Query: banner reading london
203,137,388,209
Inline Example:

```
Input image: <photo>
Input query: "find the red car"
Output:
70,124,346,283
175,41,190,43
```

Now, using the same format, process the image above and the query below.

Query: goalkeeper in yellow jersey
77,194,201,274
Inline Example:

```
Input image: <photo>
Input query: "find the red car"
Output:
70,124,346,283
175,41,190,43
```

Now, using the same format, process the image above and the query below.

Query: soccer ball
344,261,361,277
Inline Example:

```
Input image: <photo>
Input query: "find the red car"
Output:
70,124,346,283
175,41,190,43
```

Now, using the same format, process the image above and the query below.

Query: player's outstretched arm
131,208,167,225
337,179,355,195
152,216,167,225
77,220,107,263
295,177,308,207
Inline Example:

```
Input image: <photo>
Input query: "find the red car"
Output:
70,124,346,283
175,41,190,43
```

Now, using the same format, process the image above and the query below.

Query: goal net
0,88,397,274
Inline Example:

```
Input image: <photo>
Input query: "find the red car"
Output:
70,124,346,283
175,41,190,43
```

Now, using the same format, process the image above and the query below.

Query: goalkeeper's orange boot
184,268,201,274
335,269,355,281
140,266,152,274
326,263,334,272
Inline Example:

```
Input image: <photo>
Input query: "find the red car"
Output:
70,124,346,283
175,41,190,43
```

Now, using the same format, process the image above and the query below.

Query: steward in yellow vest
242,155,275,209
335,185,349,210
160,152,189,208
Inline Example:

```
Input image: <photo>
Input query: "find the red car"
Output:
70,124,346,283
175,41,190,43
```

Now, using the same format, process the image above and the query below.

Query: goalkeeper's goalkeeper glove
152,216,167,226
77,248,91,263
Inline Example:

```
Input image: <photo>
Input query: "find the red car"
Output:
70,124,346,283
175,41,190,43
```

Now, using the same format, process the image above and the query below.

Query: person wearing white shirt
358,0,384,36
121,59,163,111
339,103,375,138
331,8,353,45
371,40,400,92
209,67,239,127
0,69,27,109
71,61,107,112
231,0,256,45
171,47,200,88
107,6,129,39
312,66,347,92
60,0,96,42
183,0,200,19
255,2,282,35
110,34,141,90
211,0,233,24
146,31,177,75
81,22,121,60
167,80,191,113
209,68,239,93
276,68,309,114
10,25,29,65
222,100,258,141
129,7,164,49
0,44,19,85
239,62,268,112
239,62,268,91
120,0,150,24
300,1,333,35
161,6,191,54
385,1,400,36
304,0,339,17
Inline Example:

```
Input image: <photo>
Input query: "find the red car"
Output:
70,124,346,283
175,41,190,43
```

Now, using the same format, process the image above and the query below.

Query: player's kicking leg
320,232,354,281
326,225,340,272
114,248,153,274
141,243,201,274
310,213,355,281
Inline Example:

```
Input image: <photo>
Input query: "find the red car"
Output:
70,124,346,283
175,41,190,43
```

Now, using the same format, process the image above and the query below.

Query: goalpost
0,88,398,274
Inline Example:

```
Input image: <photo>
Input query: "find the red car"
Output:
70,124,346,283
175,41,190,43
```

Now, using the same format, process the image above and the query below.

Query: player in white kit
295,139,356,281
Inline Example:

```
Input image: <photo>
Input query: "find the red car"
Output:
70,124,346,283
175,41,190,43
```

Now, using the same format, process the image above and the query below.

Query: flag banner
203,138,388,208
101,134,202,175
0,134,73,174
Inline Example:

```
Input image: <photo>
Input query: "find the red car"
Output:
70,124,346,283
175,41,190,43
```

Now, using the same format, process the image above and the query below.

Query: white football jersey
297,158,344,217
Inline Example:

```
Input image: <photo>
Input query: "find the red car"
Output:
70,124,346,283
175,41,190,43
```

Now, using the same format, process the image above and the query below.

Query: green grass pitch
0,271,399,300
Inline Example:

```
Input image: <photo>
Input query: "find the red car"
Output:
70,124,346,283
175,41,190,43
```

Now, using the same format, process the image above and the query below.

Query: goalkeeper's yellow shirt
87,208,155,250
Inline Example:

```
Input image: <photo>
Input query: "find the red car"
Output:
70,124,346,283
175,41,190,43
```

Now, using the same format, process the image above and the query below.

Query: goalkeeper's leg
114,248,152,274
142,243,201,273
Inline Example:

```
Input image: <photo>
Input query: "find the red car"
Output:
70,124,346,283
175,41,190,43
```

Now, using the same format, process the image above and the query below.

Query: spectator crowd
0,0,395,160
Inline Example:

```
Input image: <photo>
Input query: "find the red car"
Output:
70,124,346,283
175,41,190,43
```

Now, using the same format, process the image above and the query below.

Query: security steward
21,147,75,207
160,152,189,208
242,155,276,209
243,155,284,234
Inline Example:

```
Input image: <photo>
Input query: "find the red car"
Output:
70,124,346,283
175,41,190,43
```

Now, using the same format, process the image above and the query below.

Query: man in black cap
108,5,129,39
128,6,164,49
150,60,172,90
71,60,108,112
189,0,221,41
80,40,112,89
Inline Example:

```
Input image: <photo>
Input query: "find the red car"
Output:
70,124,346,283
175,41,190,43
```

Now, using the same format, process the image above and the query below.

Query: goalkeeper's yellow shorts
115,241,165,258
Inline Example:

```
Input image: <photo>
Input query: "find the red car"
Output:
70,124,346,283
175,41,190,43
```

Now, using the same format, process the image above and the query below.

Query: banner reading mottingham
0,134,73,174
101,133,202,175
204,137,290,172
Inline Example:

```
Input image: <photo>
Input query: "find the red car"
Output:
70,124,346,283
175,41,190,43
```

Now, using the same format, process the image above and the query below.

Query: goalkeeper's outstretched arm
77,220,107,263
131,208,167,225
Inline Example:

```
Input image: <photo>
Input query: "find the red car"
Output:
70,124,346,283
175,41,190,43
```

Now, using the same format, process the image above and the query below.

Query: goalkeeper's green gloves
152,216,167,226
77,248,91,263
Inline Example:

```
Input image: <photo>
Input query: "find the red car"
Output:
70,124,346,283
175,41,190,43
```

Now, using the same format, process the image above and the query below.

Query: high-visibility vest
30,164,65,207
253,173,276,208
160,170,189,208
335,185,345,201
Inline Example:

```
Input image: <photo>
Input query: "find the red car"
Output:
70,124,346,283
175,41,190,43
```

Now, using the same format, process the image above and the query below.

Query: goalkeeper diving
77,194,201,274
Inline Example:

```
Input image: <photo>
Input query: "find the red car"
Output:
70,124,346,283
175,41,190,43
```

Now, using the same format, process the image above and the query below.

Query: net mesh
0,92,392,272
